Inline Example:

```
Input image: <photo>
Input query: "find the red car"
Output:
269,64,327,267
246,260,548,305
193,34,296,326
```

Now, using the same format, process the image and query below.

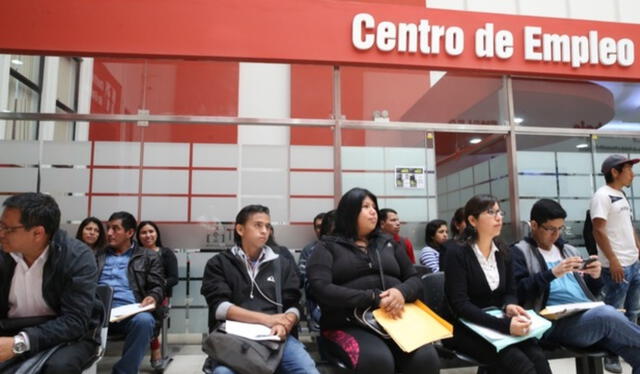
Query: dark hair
76,216,106,250
461,194,500,244
334,187,379,241
3,193,60,237
267,224,279,248
425,219,448,249
379,208,397,223
313,212,326,223
320,210,336,237
604,163,627,184
136,220,163,248
450,207,465,238
530,199,567,225
234,205,270,245
108,211,137,232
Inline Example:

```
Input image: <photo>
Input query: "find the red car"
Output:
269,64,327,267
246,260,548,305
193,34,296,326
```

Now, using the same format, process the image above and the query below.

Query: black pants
445,323,551,374
322,326,440,374
0,338,97,374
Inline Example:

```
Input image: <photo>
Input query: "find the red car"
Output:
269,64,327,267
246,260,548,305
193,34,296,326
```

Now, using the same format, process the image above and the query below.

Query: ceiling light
514,117,524,124
10,59,23,66
469,137,482,144
576,143,589,149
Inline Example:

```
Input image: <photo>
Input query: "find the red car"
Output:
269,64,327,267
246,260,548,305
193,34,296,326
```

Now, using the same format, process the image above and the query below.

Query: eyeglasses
484,209,504,218
0,223,25,234
540,225,565,234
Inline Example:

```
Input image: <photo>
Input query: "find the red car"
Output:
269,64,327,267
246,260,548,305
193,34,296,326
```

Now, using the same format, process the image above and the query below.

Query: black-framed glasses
540,225,565,234
484,208,504,218
0,223,25,234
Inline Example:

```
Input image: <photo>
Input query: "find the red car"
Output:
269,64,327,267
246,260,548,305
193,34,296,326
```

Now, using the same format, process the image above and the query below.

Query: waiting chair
82,285,114,374
419,272,486,371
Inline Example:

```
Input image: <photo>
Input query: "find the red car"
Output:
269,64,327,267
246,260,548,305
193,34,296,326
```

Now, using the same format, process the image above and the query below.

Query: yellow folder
372,300,453,353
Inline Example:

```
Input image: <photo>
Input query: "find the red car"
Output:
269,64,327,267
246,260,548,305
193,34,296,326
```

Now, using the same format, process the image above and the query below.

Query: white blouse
471,242,500,291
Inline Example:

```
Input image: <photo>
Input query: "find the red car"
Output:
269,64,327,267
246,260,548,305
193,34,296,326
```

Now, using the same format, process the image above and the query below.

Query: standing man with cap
590,154,640,373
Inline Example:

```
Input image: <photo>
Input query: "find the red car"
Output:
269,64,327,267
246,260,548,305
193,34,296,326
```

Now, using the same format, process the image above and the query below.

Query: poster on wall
395,166,425,189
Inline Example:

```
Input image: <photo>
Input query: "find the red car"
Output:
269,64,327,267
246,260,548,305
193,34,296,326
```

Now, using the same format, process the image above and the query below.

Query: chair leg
153,317,173,373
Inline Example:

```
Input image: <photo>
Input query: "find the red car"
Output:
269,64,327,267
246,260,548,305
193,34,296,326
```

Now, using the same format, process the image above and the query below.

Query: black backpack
583,210,598,256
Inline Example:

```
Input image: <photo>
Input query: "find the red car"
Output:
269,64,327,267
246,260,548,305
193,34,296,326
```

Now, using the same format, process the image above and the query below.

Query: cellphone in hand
580,257,597,270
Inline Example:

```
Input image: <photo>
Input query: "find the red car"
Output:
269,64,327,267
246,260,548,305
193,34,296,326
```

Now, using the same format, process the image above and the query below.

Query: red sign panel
1,0,639,80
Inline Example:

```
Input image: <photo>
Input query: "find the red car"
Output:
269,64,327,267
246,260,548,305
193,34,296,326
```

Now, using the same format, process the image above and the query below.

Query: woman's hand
509,315,532,336
504,304,528,318
379,288,405,319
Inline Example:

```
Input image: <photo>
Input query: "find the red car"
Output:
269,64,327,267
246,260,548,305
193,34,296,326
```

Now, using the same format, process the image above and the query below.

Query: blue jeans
601,261,640,323
543,305,640,373
109,311,156,374
212,336,319,374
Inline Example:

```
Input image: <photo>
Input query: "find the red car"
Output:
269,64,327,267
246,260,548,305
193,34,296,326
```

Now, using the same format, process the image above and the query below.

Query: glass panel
9,55,41,83
5,77,39,139
513,77,640,131
436,133,514,242
341,129,436,249
515,135,593,249
57,57,79,110
341,67,508,125
90,59,332,119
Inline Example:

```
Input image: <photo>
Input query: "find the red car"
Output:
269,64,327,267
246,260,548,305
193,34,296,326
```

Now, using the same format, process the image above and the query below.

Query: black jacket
511,236,602,311
307,232,421,329
96,241,164,305
201,246,301,332
158,247,178,298
0,230,102,353
444,242,518,335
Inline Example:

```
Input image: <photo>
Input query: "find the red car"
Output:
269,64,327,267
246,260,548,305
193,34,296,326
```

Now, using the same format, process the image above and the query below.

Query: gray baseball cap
601,154,640,174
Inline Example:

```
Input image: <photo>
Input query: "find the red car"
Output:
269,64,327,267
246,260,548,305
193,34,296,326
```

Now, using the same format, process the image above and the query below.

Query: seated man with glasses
512,199,640,372
0,193,101,373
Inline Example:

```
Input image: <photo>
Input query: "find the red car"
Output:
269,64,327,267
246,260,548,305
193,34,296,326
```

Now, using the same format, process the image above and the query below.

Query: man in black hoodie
201,204,318,374
512,199,640,374
0,193,101,373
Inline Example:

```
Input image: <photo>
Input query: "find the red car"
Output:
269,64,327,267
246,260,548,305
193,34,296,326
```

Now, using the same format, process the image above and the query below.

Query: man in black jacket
512,199,640,373
0,193,101,373
201,204,318,374
96,211,164,374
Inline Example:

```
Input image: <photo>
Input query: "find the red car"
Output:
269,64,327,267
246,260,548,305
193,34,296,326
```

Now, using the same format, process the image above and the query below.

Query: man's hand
0,337,15,363
580,256,602,279
551,256,583,278
140,296,156,308
609,259,625,283
270,324,287,341
264,313,297,332
379,288,405,319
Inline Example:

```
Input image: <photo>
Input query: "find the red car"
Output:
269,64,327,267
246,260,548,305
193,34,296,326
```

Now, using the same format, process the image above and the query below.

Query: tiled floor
97,344,634,374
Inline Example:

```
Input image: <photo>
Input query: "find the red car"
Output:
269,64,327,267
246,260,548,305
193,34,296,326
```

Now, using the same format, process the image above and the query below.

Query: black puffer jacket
0,230,102,353
96,241,164,305
307,231,421,329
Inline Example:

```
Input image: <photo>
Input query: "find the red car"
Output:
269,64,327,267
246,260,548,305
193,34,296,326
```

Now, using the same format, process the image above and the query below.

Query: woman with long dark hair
443,194,551,374
419,219,448,272
75,216,106,251
307,187,440,374
136,220,178,369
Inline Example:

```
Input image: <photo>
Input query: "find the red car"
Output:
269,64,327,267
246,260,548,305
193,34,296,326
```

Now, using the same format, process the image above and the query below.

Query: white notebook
223,320,281,341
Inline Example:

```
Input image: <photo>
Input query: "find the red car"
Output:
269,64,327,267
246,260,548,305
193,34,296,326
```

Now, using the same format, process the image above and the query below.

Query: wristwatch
12,333,28,355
